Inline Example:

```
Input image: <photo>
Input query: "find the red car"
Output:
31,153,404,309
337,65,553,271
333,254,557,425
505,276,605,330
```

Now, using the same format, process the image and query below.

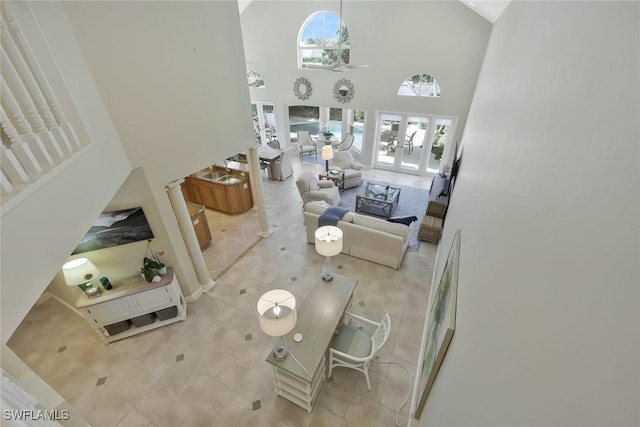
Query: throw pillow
388,216,418,226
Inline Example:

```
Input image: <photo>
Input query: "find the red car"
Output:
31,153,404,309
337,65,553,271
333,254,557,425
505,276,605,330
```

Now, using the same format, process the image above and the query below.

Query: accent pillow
388,216,418,226
352,215,409,239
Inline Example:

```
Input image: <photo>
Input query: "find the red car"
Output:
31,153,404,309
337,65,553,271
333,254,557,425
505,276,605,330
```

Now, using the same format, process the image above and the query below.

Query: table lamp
315,225,343,282
62,258,102,298
257,289,297,360
321,145,333,173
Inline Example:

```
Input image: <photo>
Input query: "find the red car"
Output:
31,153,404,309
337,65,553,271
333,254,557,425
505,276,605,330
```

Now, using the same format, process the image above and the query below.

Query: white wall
1,1,132,342
61,1,256,297
416,2,639,426
240,1,491,164
44,168,177,309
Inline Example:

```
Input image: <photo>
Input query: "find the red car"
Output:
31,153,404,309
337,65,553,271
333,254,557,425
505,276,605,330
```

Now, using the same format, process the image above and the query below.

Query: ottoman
418,216,443,243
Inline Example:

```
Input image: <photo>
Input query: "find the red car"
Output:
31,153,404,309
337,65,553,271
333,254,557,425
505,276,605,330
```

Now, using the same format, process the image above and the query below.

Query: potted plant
139,239,166,283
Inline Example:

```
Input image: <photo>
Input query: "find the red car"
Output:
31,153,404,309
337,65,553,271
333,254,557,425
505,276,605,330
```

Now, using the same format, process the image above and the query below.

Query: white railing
0,7,88,206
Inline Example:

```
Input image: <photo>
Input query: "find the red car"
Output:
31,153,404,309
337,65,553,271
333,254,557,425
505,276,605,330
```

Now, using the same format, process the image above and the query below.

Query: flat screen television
71,207,154,255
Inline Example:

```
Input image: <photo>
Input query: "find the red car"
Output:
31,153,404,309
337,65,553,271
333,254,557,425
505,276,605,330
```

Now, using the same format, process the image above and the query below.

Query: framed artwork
415,229,461,418
71,207,154,255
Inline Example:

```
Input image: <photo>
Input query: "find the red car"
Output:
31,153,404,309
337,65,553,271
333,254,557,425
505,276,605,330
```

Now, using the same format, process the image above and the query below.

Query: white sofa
303,201,415,269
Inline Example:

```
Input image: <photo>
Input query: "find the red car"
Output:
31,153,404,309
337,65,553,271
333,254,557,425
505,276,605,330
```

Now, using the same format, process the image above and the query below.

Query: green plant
431,143,444,160
140,239,165,283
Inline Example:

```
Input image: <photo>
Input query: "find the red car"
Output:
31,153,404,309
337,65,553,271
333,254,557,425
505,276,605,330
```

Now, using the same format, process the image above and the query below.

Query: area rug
338,180,429,250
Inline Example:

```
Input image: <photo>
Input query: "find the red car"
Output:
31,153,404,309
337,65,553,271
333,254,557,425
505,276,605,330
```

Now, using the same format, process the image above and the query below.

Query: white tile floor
8,154,438,427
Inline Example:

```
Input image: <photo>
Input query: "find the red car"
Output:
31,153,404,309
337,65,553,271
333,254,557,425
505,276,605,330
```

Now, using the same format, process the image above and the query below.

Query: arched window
298,11,350,69
247,71,265,88
398,74,441,97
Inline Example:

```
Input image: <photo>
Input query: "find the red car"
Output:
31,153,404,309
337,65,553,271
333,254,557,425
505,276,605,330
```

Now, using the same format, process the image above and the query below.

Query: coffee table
355,183,401,219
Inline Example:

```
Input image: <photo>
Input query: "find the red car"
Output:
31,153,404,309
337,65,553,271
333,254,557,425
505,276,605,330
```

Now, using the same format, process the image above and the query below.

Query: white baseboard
184,279,216,303
40,292,84,318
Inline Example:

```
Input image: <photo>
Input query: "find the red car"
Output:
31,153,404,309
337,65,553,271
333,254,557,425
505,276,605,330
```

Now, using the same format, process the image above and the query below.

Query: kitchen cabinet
187,202,211,248
182,169,253,214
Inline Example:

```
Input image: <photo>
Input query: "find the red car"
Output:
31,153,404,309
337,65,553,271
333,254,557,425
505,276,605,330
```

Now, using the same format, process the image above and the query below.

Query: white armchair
297,130,317,159
328,311,391,391
331,150,363,189
335,134,355,151
296,172,340,206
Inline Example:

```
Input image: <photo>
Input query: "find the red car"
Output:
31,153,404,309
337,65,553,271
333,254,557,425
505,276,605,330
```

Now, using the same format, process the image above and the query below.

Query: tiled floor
8,154,438,427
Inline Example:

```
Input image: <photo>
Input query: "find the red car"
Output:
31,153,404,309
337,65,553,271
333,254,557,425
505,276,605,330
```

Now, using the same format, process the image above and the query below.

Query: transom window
398,74,441,97
298,11,350,69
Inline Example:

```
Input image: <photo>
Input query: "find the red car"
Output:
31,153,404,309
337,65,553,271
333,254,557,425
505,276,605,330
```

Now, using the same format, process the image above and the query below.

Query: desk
266,274,357,412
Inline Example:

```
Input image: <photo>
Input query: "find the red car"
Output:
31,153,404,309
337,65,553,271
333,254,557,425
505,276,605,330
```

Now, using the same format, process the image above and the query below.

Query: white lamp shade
321,144,334,160
62,258,100,287
315,225,343,256
257,289,297,337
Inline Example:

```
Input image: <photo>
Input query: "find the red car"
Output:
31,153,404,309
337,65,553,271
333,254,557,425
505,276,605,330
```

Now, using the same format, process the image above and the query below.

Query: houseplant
140,239,166,282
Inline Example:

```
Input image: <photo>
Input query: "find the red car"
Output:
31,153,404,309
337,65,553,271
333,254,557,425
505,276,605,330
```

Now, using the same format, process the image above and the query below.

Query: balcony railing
0,8,89,211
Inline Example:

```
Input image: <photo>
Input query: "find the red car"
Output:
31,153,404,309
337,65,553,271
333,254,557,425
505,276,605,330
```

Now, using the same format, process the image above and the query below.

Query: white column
246,147,272,238
165,179,215,290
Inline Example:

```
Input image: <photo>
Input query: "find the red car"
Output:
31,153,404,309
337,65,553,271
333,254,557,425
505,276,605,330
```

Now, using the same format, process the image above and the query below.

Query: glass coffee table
355,183,401,219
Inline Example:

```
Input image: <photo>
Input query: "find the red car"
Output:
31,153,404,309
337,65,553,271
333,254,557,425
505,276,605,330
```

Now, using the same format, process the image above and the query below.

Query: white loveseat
303,201,415,269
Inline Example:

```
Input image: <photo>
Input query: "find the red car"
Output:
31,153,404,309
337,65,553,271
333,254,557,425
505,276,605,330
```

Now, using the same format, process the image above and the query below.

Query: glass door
425,118,454,173
374,111,457,175
252,101,277,145
375,113,401,169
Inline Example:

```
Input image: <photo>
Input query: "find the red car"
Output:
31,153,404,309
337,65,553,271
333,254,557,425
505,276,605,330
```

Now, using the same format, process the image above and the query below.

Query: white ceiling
238,0,511,23
460,0,511,23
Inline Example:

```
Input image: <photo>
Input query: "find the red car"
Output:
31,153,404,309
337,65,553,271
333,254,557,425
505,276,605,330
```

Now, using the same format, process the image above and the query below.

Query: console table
265,274,357,412
427,174,450,218
75,268,187,343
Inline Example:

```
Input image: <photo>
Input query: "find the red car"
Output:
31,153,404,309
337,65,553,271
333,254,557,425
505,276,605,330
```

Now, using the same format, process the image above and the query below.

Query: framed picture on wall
71,207,154,255
415,229,461,418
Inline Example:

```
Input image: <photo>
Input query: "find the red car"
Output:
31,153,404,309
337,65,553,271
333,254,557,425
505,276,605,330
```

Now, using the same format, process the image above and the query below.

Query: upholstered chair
296,172,340,206
297,130,317,159
331,150,363,189
334,134,355,151
269,146,296,181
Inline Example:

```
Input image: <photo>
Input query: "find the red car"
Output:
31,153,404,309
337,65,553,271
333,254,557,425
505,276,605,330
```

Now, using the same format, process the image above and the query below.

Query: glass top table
355,183,401,219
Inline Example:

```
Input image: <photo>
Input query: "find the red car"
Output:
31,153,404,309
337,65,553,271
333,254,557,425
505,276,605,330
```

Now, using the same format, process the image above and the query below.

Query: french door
374,112,457,175
251,101,277,145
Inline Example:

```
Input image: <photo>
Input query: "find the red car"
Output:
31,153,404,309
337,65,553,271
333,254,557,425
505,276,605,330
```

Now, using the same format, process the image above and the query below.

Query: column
165,179,215,290
246,147,272,238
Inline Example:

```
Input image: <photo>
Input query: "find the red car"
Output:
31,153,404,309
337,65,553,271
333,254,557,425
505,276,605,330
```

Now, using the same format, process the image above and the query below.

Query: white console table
75,268,187,343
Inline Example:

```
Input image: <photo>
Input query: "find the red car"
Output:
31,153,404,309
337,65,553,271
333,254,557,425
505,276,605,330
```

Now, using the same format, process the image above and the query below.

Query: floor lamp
315,225,343,281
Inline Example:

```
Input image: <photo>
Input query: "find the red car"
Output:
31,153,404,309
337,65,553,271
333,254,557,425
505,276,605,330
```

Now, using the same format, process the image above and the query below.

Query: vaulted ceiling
238,0,511,23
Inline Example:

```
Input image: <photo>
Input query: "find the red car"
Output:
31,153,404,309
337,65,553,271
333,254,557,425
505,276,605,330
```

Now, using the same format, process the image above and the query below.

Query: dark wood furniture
318,170,345,191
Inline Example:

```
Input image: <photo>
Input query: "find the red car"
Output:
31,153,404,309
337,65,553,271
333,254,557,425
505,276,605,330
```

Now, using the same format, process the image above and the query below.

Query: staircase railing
0,7,90,211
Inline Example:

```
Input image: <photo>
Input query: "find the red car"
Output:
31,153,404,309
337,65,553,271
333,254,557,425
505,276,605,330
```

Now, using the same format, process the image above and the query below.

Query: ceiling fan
303,0,369,72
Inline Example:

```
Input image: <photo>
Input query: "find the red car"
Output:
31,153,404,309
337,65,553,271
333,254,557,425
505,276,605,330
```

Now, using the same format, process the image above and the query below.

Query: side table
319,170,345,191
